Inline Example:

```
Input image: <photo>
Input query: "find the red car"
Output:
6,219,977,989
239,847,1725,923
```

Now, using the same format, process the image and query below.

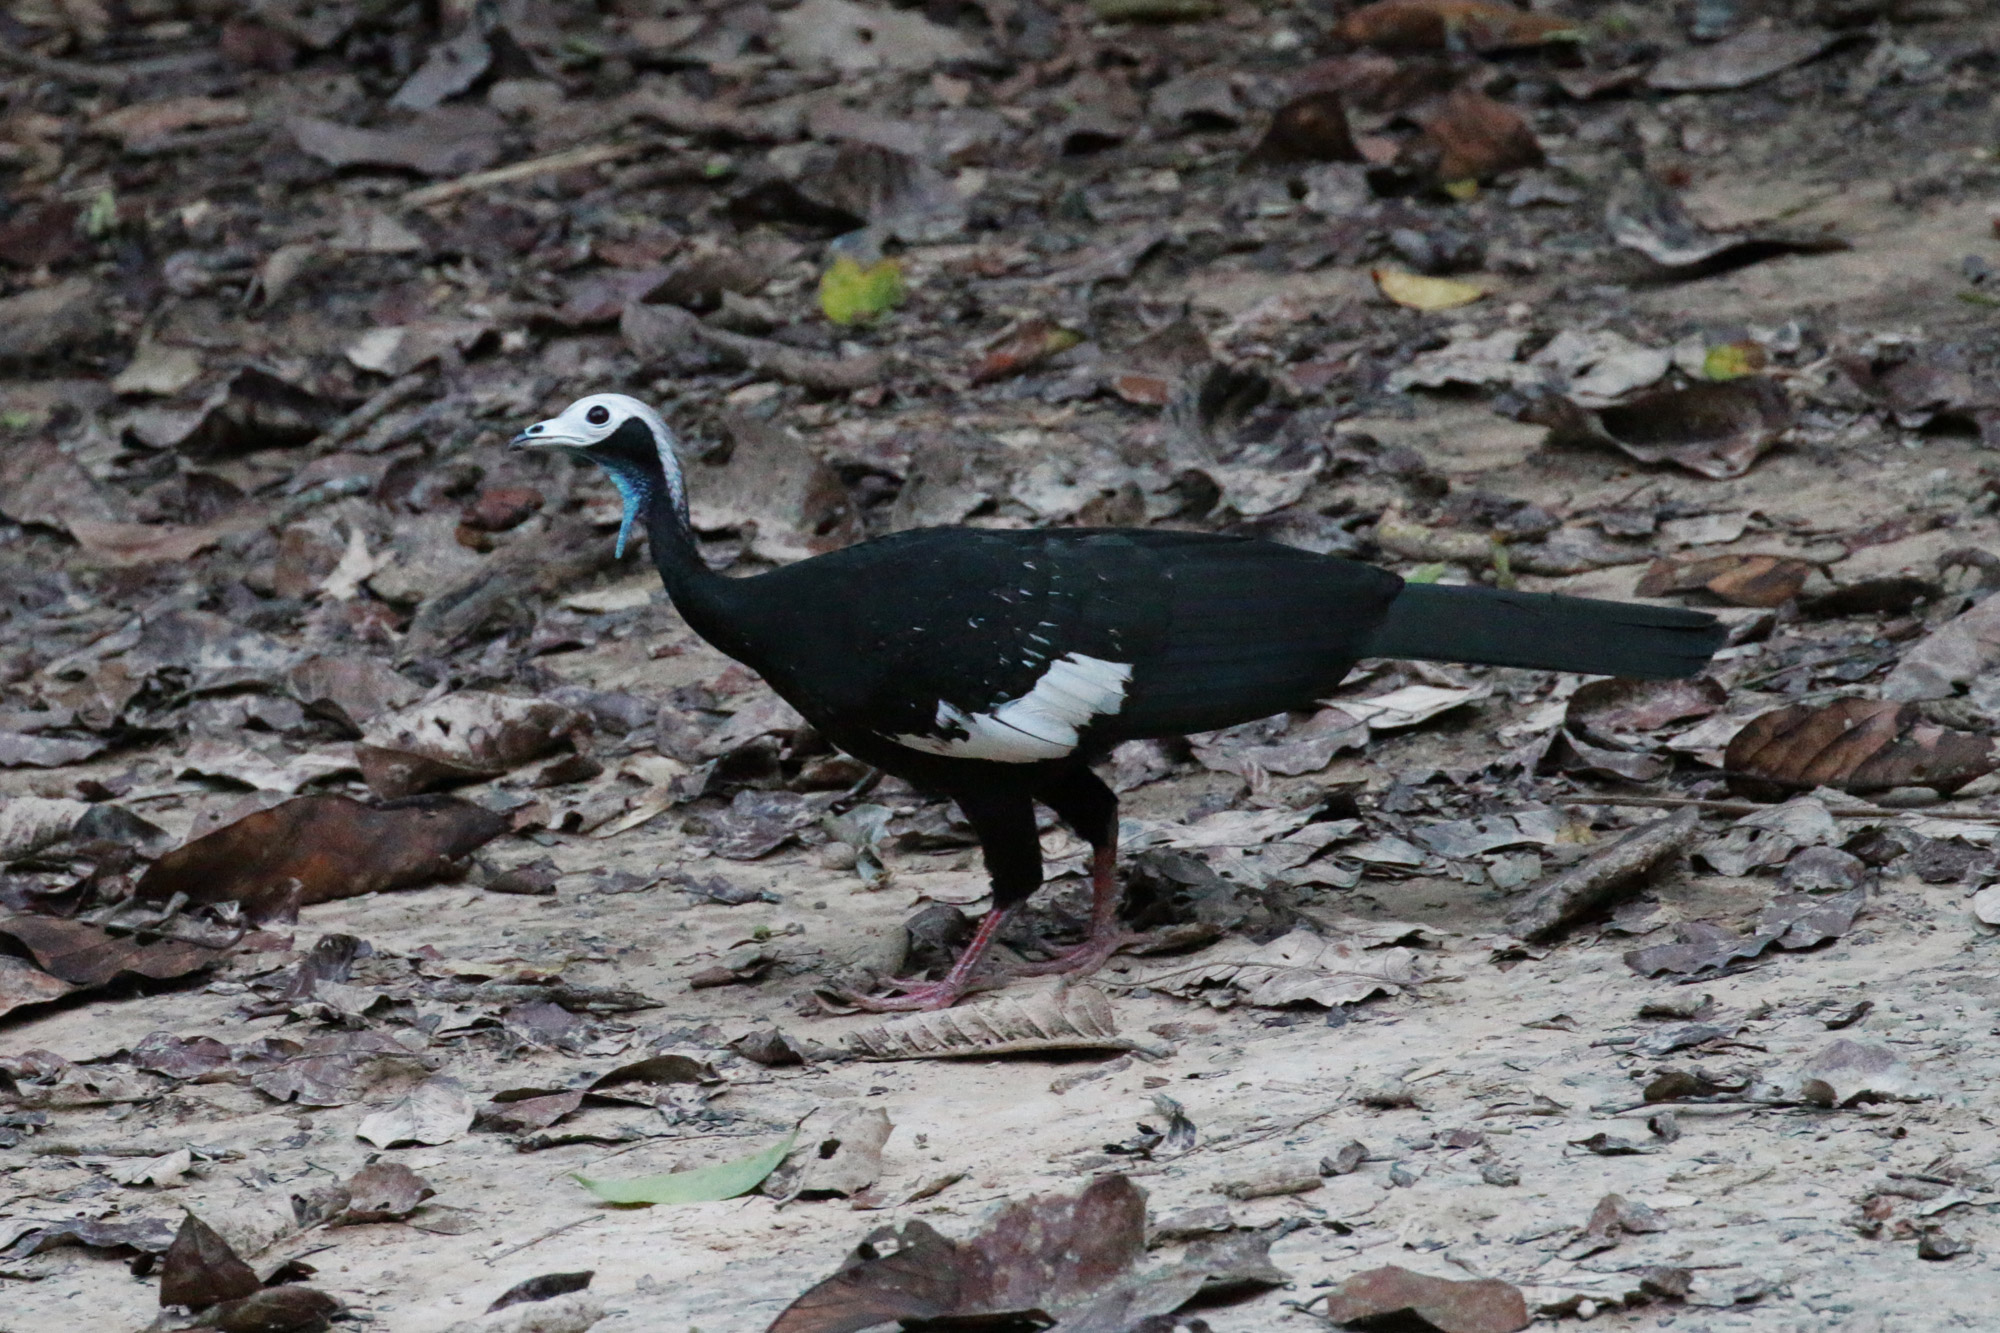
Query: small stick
0,45,134,87
1505,806,1700,943
482,1214,596,1266
1555,794,2000,823
313,373,430,451
404,141,641,209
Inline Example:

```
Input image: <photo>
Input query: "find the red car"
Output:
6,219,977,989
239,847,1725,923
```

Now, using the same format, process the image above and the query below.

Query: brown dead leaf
1882,593,2000,703
0,201,84,269
970,319,1084,385
135,794,506,920
199,1286,344,1331
1246,90,1361,165
769,1174,1283,1333
66,518,253,569
786,1107,892,1199
0,277,110,364
1535,376,1792,480
285,656,423,732
1420,91,1543,182
0,956,76,1022
159,1212,260,1310
1337,0,1579,52
1635,553,1816,607
247,1031,430,1107
334,1163,436,1223
1566,677,1725,742
356,692,587,798
1725,698,1998,799
1318,1264,1529,1333
685,411,862,564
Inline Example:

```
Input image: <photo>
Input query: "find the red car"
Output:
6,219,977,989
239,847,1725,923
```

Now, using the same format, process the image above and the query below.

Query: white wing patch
891,653,1133,763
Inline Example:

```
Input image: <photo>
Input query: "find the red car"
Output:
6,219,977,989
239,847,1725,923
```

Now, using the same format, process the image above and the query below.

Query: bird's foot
1009,929,1142,979
828,974,975,1012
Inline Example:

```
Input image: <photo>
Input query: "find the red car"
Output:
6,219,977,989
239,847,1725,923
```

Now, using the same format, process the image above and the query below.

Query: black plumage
518,394,1725,1009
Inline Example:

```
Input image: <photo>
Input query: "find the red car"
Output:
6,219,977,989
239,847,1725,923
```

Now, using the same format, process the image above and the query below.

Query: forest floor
5,1,2000,1331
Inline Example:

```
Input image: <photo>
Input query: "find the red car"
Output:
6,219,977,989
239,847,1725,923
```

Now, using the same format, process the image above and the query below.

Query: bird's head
513,392,688,558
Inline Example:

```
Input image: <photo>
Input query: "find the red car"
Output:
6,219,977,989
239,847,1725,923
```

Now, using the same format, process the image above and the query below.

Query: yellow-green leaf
1441,178,1480,201
1703,340,1768,381
1372,268,1487,311
819,257,906,326
574,1131,796,1206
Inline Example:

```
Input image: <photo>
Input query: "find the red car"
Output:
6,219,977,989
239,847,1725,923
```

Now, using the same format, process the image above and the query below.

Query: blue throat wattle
590,457,652,559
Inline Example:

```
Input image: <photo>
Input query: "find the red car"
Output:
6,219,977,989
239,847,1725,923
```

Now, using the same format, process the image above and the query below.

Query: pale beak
511,420,581,448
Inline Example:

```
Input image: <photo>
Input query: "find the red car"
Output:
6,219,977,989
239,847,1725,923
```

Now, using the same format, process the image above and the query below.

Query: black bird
516,394,1724,1010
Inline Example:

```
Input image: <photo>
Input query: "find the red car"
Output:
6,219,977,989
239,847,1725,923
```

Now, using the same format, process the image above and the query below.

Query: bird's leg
1009,842,1140,977
838,907,1012,1012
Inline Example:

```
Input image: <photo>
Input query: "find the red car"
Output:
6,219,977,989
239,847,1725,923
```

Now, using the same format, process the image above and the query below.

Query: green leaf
573,1131,796,1206
819,256,905,326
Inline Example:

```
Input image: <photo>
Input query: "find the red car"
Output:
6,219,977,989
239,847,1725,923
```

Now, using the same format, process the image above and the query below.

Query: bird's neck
637,469,758,659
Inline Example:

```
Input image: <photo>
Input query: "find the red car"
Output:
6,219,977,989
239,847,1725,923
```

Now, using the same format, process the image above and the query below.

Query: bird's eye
586,405,611,426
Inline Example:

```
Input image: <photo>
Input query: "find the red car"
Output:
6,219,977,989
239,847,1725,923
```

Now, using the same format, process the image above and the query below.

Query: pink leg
1011,844,1139,978
839,907,1013,1012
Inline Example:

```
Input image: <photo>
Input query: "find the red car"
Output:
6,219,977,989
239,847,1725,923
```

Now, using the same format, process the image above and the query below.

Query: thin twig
404,141,642,209
0,44,133,87
1555,794,2000,822
482,1214,597,1266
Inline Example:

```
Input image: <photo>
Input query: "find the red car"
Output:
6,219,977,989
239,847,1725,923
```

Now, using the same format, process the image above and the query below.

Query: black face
586,415,667,480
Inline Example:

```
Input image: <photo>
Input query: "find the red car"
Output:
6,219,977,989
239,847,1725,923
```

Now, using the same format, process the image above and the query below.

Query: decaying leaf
356,1075,476,1149
574,1130,797,1205
135,794,506,920
785,1107,892,1200
843,985,1143,1059
1373,267,1487,311
1114,928,1420,1008
487,1272,595,1314
1246,90,1361,165
1607,173,1848,275
1318,1264,1530,1333
289,107,502,177
1635,553,1816,607
333,1162,435,1224
1648,28,1840,93
1535,376,1793,480
1798,1039,1933,1107
1336,0,1578,52
768,1174,1285,1333
1419,91,1542,183
0,915,226,989
1881,593,2000,703
970,320,1083,385
1725,698,1998,799
357,692,587,798
1625,888,1863,978
1566,677,1725,743
0,957,77,1022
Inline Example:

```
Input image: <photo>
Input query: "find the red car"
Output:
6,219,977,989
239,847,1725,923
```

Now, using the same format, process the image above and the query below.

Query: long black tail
1364,583,1724,680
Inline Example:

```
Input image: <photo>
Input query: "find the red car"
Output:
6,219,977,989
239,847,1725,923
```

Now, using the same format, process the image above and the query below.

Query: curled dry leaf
1624,888,1863,978
1607,173,1849,275
1318,1264,1530,1333
843,984,1143,1059
1113,927,1420,1008
486,1272,594,1314
357,692,588,798
135,794,506,920
1420,91,1543,183
1336,0,1578,52
1246,90,1361,165
0,915,225,989
1725,698,1998,800
1634,553,1816,608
